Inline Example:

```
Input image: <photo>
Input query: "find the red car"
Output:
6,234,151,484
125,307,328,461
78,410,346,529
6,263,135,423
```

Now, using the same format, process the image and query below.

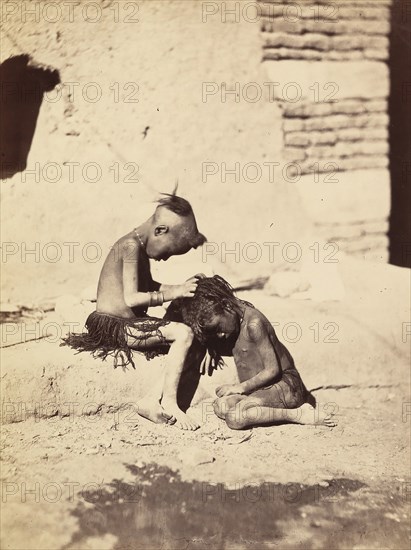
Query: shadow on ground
64,463,408,550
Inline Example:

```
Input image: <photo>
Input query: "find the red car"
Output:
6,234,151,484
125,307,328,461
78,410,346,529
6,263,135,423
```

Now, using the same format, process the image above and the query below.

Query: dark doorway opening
0,54,60,180
388,0,411,267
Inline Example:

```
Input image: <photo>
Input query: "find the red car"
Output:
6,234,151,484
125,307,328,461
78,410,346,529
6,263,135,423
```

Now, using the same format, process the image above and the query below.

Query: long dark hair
165,275,252,367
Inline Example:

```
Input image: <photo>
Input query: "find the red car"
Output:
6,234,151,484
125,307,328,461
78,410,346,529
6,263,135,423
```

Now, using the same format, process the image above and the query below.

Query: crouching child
166,276,337,430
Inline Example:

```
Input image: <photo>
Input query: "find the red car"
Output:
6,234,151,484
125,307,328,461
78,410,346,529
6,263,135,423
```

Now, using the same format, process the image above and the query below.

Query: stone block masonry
260,0,392,262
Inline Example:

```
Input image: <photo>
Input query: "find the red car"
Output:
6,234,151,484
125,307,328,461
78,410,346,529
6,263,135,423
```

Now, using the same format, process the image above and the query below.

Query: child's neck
134,228,146,249
238,302,246,324
239,300,254,326
134,220,151,249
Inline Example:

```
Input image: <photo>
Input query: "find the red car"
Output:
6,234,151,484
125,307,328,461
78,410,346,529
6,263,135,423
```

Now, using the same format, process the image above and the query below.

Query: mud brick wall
260,0,392,262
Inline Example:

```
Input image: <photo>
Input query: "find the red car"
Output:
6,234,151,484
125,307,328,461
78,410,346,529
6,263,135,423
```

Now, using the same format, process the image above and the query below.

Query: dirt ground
1,2,410,547
1,391,410,550
1,257,410,549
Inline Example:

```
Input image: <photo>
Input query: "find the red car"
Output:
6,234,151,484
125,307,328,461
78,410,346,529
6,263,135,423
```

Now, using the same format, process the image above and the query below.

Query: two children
65,191,335,431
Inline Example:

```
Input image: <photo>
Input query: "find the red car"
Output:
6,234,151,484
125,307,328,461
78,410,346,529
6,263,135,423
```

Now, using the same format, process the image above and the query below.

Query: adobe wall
260,0,392,262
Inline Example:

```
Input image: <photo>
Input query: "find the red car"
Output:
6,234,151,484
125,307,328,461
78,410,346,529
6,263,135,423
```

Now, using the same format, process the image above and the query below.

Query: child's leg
213,395,246,420
177,341,205,413
224,394,337,430
125,330,173,425
134,371,176,426
158,323,199,430
216,378,337,430
127,321,199,430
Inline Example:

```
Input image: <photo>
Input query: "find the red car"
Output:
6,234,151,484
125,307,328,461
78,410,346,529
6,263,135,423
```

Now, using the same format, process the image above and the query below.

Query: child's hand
177,276,199,298
172,274,205,300
215,384,244,397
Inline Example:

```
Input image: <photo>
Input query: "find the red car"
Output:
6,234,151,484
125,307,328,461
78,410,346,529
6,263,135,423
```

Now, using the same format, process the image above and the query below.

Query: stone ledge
264,61,389,101
283,147,307,161
297,156,388,174
263,32,331,50
282,99,387,118
0,342,236,425
364,48,389,61
285,127,388,146
263,48,370,61
261,18,390,36
284,113,389,132
262,32,388,52
305,140,389,158
339,234,389,253
259,2,390,20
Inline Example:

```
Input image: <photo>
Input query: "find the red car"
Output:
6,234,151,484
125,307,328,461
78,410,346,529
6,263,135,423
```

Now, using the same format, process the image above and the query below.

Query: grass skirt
61,311,170,369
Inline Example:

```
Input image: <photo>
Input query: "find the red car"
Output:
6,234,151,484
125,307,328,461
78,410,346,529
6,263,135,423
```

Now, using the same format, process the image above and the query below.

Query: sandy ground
1,1,409,547
1,391,410,550
1,257,410,549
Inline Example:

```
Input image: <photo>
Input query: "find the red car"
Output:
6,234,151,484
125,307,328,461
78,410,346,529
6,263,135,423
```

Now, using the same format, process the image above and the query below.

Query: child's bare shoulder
113,232,140,260
243,305,272,341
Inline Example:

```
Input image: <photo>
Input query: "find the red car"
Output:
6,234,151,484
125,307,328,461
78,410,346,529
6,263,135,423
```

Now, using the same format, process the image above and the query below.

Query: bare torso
231,305,295,382
96,232,156,319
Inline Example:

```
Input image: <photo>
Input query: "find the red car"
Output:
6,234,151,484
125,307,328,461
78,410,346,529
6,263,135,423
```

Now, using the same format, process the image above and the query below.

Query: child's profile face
202,310,240,341
146,233,191,261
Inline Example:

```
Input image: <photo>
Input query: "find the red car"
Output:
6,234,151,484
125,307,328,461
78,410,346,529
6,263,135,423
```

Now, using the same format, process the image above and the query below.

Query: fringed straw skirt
61,311,170,369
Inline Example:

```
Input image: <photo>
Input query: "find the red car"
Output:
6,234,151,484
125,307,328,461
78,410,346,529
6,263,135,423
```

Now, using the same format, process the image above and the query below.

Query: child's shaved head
154,191,206,248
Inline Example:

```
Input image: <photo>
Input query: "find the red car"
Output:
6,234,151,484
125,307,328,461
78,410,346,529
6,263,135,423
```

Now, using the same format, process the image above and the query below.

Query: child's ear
154,225,168,236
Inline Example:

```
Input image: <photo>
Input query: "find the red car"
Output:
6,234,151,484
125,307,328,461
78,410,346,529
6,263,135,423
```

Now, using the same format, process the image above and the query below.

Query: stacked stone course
260,0,392,262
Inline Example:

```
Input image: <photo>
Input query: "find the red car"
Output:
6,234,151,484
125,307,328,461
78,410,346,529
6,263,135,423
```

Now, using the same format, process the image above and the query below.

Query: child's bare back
96,232,156,319
63,191,207,430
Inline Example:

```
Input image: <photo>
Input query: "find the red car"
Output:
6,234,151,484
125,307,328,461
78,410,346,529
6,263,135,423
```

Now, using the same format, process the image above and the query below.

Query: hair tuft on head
156,191,194,217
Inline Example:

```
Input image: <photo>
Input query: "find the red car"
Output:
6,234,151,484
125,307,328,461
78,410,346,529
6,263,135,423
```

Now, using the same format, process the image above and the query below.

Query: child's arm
160,280,197,303
150,275,206,303
216,319,281,397
122,239,153,308
123,240,199,307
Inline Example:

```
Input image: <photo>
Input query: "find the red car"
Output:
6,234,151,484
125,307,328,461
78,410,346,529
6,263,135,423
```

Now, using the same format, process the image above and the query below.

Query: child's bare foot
137,398,176,425
297,403,337,427
161,399,200,431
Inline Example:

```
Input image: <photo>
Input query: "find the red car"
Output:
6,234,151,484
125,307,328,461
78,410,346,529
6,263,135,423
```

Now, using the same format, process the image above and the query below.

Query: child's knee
213,398,229,420
225,413,247,430
226,400,264,430
225,404,250,430
173,323,194,345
